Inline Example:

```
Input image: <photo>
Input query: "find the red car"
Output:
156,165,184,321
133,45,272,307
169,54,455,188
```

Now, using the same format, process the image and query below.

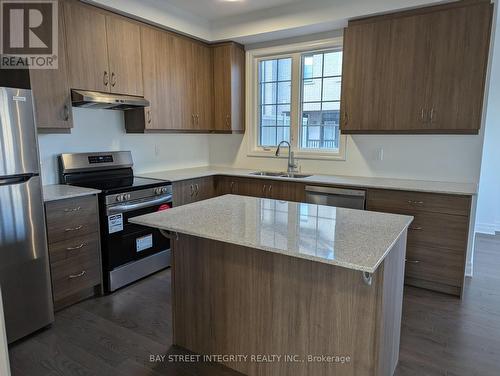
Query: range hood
71,90,150,110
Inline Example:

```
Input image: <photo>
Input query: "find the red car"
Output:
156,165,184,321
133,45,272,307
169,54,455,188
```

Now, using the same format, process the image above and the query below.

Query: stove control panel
115,193,131,202
154,187,169,195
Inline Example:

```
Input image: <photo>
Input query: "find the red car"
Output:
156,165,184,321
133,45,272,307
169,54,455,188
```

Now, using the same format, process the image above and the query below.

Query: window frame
247,38,346,161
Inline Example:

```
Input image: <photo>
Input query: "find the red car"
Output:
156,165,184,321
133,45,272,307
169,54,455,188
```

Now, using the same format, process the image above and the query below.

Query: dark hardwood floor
9,234,500,376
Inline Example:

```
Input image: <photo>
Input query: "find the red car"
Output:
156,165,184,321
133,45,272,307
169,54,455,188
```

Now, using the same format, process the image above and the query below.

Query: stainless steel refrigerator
0,87,54,343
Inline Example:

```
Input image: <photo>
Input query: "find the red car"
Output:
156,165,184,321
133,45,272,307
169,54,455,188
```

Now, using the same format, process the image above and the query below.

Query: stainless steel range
59,151,172,292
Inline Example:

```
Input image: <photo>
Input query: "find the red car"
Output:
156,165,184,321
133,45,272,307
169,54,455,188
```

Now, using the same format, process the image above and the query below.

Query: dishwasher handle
305,186,366,197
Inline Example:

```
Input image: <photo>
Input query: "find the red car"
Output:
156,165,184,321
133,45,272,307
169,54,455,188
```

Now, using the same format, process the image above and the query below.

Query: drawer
48,232,99,264
51,247,101,302
407,212,469,250
46,195,98,244
405,244,465,288
367,189,471,216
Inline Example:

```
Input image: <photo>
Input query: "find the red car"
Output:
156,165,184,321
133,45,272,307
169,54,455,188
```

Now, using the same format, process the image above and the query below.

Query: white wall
476,1,500,235
209,133,484,183
38,108,211,184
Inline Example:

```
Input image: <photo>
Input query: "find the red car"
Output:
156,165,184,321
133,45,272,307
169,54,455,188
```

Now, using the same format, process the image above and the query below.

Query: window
251,39,346,160
258,58,292,147
301,51,342,150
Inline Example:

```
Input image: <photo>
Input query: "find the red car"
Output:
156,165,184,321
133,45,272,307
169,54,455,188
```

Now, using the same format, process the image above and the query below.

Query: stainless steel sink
279,173,312,179
250,171,284,177
250,171,312,179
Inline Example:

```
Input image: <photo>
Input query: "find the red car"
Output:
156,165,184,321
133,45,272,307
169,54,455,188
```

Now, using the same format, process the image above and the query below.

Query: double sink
250,171,312,179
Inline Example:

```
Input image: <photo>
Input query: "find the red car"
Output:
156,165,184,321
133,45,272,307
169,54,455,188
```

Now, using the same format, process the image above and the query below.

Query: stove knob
116,195,124,202
161,187,168,194
126,194,131,200
155,187,162,195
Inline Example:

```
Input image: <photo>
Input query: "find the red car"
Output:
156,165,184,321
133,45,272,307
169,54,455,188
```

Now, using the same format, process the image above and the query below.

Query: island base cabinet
170,233,407,376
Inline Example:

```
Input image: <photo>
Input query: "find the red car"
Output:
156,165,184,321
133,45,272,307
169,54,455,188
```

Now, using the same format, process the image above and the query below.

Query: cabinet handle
225,114,230,126
230,181,235,193
405,259,420,264
407,200,424,205
111,72,117,87
65,225,83,232
195,184,199,196
190,184,194,196
63,104,70,121
103,71,109,86
64,206,81,212
409,226,423,231
262,185,267,194
192,114,196,126
268,185,273,194
196,114,200,125
147,110,152,124
66,242,87,251
68,270,86,279
429,108,435,123
420,108,426,123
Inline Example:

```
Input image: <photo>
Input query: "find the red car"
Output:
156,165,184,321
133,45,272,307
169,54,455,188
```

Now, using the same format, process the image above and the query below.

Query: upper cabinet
64,0,143,96
31,0,73,131
212,43,245,133
125,26,213,132
340,1,493,134
105,16,144,96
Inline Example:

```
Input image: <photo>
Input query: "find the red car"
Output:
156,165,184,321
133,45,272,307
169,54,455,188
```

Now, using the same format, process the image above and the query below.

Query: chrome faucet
275,141,298,174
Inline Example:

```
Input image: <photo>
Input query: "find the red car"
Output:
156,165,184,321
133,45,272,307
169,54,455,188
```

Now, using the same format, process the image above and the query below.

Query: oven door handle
107,194,172,215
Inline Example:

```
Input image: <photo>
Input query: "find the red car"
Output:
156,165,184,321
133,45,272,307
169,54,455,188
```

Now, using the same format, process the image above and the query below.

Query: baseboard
465,260,473,277
475,222,498,235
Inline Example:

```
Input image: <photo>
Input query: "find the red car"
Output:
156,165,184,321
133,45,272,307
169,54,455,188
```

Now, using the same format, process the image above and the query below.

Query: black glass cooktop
63,168,169,194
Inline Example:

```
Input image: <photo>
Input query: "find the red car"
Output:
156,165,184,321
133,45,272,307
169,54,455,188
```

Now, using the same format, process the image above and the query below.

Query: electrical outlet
375,147,384,161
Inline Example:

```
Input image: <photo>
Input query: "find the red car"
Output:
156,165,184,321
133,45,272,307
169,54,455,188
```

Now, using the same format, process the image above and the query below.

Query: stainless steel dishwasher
305,186,366,210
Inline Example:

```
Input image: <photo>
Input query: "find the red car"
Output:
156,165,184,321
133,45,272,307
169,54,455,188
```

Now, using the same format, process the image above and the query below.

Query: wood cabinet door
173,37,196,130
269,181,305,202
213,45,233,132
140,26,177,130
193,43,214,131
341,16,428,132
31,0,72,130
105,16,144,96
425,3,492,133
64,1,109,92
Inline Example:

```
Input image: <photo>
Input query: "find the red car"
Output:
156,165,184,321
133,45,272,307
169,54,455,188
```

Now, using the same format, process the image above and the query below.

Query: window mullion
290,53,301,150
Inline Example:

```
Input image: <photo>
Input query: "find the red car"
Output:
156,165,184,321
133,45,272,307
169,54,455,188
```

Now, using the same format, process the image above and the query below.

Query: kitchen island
130,195,413,376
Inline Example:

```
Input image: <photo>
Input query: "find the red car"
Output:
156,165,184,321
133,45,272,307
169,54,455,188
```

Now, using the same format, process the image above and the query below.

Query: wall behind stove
37,108,211,184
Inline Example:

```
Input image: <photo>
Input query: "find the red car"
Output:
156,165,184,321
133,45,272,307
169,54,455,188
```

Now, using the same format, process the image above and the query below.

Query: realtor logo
1,0,58,69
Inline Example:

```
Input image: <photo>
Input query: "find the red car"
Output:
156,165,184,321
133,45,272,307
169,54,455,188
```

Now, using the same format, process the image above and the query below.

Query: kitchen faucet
275,141,298,174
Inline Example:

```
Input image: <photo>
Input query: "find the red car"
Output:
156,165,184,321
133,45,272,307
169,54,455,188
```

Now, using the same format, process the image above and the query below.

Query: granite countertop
43,184,101,202
130,195,413,273
140,166,478,196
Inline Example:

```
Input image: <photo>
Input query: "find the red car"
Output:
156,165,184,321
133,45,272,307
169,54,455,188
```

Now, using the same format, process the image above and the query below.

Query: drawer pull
68,270,86,279
65,225,83,232
405,259,421,264
409,226,423,231
66,242,87,251
64,206,82,213
408,200,424,205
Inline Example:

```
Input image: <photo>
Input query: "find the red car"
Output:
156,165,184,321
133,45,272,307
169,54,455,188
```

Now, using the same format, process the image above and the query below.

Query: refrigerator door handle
0,174,37,186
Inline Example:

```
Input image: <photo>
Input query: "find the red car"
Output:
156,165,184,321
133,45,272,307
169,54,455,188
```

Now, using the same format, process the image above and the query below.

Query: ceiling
159,0,304,21
88,0,448,44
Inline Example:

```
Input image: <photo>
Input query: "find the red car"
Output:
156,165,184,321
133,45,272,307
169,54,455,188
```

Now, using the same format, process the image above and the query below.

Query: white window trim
246,37,347,161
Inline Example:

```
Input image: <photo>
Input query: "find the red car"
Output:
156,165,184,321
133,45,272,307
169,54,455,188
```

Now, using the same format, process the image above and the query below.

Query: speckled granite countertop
140,166,477,196
130,195,413,273
43,184,101,202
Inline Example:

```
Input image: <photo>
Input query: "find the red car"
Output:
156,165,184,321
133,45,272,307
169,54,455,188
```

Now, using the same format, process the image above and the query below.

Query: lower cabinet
45,195,103,310
215,176,305,202
174,174,472,297
366,188,471,296
172,177,215,206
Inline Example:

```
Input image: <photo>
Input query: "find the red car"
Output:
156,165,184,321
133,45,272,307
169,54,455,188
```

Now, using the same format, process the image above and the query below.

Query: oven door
102,195,172,271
